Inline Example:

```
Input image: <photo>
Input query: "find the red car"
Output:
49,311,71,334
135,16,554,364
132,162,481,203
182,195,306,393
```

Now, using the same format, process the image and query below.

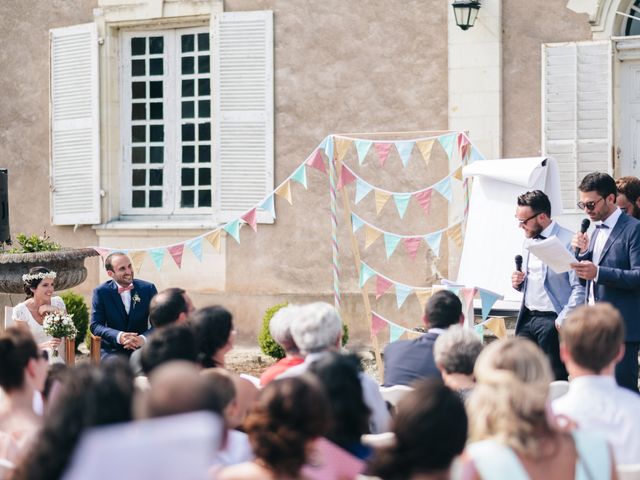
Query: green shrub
60,291,89,353
7,232,61,253
257,302,350,360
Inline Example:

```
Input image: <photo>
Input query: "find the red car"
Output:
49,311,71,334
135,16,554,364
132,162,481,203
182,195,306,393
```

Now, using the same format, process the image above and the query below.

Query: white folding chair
548,380,569,401
618,464,640,480
3,306,13,332
379,385,413,407
361,432,396,450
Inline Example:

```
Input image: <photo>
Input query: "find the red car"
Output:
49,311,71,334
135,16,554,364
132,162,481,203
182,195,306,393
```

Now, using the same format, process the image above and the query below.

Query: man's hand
571,232,589,255
570,261,597,280
123,334,144,350
511,271,525,289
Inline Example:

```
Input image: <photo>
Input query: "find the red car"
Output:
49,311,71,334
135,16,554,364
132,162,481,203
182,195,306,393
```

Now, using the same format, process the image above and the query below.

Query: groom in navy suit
572,172,640,392
91,252,158,359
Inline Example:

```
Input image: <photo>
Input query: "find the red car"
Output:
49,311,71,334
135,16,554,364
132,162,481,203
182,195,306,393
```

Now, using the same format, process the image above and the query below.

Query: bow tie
595,224,609,229
118,285,134,294
533,234,546,240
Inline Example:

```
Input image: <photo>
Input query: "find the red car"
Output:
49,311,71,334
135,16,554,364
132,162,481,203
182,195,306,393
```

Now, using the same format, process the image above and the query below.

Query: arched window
625,0,640,35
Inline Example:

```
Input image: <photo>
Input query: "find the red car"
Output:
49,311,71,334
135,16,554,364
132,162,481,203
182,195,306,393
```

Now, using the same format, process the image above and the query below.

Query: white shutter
542,40,612,211
213,11,274,223
50,23,100,225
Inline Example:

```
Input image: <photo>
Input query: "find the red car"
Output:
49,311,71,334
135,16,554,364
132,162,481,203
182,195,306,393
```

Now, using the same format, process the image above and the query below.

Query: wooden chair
63,338,76,366
618,464,640,480
90,334,101,365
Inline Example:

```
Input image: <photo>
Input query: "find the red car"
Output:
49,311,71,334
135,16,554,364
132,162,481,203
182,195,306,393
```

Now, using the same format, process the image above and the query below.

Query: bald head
149,288,193,328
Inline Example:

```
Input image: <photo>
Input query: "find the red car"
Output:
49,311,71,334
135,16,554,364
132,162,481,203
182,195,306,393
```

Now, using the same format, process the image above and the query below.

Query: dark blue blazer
382,332,441,387
90,279,157,356
581,213,640,341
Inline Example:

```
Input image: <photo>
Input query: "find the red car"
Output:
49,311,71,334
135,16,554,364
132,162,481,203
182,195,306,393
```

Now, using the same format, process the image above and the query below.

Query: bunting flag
129,251,146,273
291,165,308,189
457,133,471,160
334,137,353,162
364,225,382,249
434,177,452,202
480,290,500,321
93,247,112,258
374,190,391,215
485,317,506,339
389,324,405,343
462,287,477,311
374,142,392,166
395,284,413,309
414,189,433,217
324,135,334,160
474,324,485,339
306,148,326,173
204,230,221,252
149,248,165,271
359,262,376,287
415,290,432,310
470,147,484,162
241,208,258,232
260,195,276,219
167,244,185,268
224,219,241,244
351,213,364,233
355,139,373,165
416,139,435,167
185,237,203,262
403,237,421,259
383,233,402,259
424,231,443,257
448,223,463,247
394,140,414,167
337,165,356,190
405,331,423,340
393,193,411,219
375,275,393,299
453,166,463,181
275,181,293,204
438,133,456,160
319,136,327,150
371,312,387,338
355,179,373,204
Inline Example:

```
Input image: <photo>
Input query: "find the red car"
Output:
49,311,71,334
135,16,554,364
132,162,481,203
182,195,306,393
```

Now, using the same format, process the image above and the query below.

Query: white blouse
12,297,67,360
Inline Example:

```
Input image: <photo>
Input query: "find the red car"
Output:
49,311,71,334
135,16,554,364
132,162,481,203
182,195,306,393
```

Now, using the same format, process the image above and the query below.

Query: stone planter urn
0,248,99,294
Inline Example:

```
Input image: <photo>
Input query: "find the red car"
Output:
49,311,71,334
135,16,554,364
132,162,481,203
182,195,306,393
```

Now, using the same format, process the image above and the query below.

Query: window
625,1,640,36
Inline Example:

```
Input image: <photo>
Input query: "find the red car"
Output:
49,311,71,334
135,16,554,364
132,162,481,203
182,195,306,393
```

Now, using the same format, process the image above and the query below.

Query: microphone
575,219,590,258
515,255,523,272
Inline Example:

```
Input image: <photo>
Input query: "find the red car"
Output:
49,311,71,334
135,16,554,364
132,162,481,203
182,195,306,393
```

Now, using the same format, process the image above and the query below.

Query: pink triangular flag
336,165,356,190
458,134,470,161
371,313,387,338
306,148,326,173
241,208,258,232
93,247,112,258
414,189,433,217
373,142,392,166
403,237,421,260
462,287,477,311
375,275,393,300
167,244,185,268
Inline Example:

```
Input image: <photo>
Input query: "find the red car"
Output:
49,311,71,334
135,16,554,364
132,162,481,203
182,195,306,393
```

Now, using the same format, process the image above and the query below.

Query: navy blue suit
382,332,441,387
90,279,157,358
581,212,640,391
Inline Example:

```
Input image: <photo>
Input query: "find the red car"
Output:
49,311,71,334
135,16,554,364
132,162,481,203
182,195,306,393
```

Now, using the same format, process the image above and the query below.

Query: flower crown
22,271,57,283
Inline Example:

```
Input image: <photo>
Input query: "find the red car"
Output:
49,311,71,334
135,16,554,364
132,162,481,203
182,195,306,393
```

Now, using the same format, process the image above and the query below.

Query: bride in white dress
12,267,67,362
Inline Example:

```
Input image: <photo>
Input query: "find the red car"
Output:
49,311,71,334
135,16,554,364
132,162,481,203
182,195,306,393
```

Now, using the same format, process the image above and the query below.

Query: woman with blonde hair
463,338,616,480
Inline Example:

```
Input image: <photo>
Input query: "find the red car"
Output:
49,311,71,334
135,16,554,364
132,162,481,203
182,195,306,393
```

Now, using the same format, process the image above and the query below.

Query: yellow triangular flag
416,139,435,167
204,230,221,252
129,250,146,273
448,223,463,247
335,138,353,162
485,317,507,339
275,181,293,205
415,290,432,310
453,166,463,181
405,330,423,340
364,225,382,250
374,190,391,215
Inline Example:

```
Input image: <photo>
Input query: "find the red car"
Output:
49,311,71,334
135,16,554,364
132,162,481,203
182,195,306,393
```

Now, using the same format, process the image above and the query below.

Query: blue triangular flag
394,141,415,168
291,165,308,189
393,193,411,219
319,137,328,150
470,147,484,162
480,290,499,321
434,177,452,202
395,284,412,309
474,324,485,339
355,140,373,165
351,213,364,233
324,135,334,160
389,324,405,343
359,262,376,287
448,286,461,296
223,219,241,243
149,248,165,271
438,133,456,159
424,231,443,257
185,237,203,262
355,179,373,204
260,195,276,219
383,233,402,259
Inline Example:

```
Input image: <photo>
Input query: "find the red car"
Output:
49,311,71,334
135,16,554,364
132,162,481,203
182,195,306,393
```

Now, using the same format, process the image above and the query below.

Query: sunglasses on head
577,197,604,211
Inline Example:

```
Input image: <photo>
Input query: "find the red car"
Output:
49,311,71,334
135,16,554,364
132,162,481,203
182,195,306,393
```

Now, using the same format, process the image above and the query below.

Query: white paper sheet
526,236,576,273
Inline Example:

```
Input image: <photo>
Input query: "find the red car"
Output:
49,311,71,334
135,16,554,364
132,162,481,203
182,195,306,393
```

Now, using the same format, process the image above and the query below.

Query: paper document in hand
526,236,575,274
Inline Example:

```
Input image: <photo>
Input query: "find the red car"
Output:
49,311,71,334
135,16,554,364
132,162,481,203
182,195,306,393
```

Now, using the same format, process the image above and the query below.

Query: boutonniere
132,293,141,308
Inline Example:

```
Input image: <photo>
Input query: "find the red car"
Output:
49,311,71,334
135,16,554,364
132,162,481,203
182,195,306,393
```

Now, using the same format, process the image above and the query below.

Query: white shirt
552,375,640,465
524,222,556,312
114,282,146,345
589,208,622,304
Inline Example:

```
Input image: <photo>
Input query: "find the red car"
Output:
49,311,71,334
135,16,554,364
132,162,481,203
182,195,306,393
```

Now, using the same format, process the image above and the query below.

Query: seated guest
553,303,640,465
13,358,134,480
367,379,467,480
130,287,195,375
433,325,483,400
140,324,198,376
280,302,390,434
307,352,372,459
218,376,329,480
189,306,236,369
463,338,616,480
616,176,640,219
0,328,48,466
383,290,463,387
259,305,304,386
42,363,67,414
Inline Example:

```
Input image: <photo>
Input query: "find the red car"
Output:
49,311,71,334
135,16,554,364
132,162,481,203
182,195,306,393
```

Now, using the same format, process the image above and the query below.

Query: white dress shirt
524,222,556,312
552,375,640,465
114,282,146,345
589,208,622,304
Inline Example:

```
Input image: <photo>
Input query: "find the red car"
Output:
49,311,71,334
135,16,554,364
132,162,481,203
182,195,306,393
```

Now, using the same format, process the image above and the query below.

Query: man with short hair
383,290,464,387
140,324,198,375
511,190,584,380
90,252,158,359
616,176,640,219
552,304,640,464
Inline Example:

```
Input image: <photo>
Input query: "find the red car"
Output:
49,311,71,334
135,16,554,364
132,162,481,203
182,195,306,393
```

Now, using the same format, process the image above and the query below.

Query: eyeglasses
516,212,541,226
577,197,604,211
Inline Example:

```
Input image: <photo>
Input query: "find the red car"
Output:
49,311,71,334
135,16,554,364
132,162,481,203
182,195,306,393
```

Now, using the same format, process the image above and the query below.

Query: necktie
118,285,134,294
595,224,609,229
533,234,546,240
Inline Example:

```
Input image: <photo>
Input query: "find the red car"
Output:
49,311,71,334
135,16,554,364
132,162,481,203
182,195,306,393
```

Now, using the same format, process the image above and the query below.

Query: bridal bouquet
42,312,77,357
